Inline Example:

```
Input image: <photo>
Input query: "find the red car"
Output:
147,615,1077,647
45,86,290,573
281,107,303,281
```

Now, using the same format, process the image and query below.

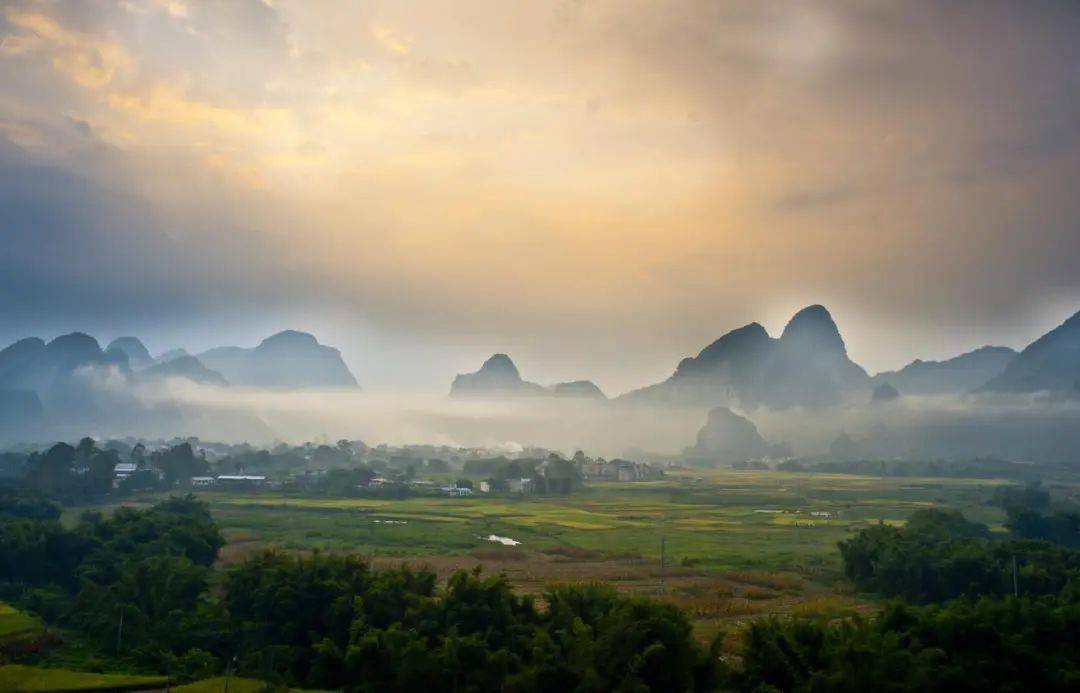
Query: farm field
0,664,166,692
172,676,279,692
0,603,44,644
88,468,1019,640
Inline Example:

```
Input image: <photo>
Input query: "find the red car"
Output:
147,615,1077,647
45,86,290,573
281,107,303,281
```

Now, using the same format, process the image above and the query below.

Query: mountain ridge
621,305,870,409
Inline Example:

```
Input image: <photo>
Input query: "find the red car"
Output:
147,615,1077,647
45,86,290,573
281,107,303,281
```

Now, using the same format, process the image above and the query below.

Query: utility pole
116,611,123,654
659,535,666,595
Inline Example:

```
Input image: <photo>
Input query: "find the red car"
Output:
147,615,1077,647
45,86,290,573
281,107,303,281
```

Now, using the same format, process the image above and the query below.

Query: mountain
872,346,1017,395
622,305,871,409
157,348,189,363
0,338,46,390
450,354,546,397
0,389,43,432
449,355,608,399
141,355,228,386
198,330,358,388
761,305,871,408
980,310,1080,394
871,383,900,403
106,337,153,369
551,380,606,399
827,432,870,461
0,333,128,394
686,406,790,461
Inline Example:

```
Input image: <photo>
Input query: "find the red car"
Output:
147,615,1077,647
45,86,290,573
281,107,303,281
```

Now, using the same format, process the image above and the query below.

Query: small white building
216,475,266,487
191,476,216,488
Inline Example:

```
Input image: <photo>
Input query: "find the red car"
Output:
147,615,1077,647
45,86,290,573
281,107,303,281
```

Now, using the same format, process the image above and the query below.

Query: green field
87,467,1020,640
172,676,276,692
0,603,45,643
201,468,1011,569
0,664,166,692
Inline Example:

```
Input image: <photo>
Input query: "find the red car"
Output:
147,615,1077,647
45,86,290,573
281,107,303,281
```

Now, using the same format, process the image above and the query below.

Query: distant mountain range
197,331,358,389
873,346,1017,395
0,333,129,397
450,353,606,399
979,310,1080,395
2,305,1078,440
141,355,228,387
0,330,359,433
445,305,1080,407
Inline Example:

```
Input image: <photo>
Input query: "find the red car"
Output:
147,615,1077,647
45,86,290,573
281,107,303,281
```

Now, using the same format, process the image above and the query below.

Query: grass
172,676,277,692
0,603,44,643
0,664,166,692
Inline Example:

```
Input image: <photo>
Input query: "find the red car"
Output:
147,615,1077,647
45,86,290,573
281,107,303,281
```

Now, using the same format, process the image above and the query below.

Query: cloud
371,24,411,55
2,9,133,88
0,0,1077,392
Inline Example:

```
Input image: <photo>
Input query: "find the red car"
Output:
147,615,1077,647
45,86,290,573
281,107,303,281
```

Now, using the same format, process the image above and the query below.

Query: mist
10,368,1078,465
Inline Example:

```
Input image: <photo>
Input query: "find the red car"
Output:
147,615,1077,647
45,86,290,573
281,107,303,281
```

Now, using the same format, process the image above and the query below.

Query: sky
1,0,1079,395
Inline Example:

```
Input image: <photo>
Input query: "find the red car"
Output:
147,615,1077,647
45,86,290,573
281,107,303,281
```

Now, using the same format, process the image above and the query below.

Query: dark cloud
0,140,309,328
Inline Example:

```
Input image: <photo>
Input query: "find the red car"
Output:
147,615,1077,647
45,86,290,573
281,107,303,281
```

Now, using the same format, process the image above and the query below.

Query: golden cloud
3,10,133,88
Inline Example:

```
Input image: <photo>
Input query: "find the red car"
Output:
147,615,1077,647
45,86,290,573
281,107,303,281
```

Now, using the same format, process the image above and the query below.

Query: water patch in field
484,534,521,546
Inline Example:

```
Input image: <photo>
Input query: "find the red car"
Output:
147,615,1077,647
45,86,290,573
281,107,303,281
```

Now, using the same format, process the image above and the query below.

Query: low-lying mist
18,371,1080,463
126,381,702,457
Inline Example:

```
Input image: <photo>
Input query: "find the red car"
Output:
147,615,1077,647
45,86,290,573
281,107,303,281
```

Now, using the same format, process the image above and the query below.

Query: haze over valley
3,304,1079,464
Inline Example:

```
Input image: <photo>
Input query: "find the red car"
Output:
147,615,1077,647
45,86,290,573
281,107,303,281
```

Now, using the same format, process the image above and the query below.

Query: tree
153,443,209,484
426,458,450,473
25,442,75,496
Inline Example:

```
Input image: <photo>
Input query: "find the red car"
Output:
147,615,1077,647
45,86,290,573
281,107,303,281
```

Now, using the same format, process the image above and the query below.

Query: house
113,462,138,479
579,457,662,483
216,474,266,487
479,480,491,493
442,486,472,497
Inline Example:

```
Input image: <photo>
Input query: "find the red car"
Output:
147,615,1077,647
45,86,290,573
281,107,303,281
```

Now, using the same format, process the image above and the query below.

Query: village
101,437,666,500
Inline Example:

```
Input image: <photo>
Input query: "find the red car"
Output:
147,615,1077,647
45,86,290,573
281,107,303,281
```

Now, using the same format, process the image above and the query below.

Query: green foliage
0,491,61,521
1008,510,1080,548
838,508,1080,602
734,594,1080,692
224,553,716,691
152,443,209,485
0,495,224,666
